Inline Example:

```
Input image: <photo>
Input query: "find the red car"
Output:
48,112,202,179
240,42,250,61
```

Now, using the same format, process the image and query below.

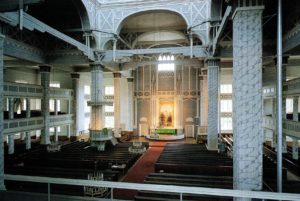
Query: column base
207,138,218,151
0,179,6,191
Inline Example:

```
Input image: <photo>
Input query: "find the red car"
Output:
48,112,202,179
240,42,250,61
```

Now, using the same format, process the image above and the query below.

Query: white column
54,99,58,115
200,70,208,127
71,73,80,136
8,134,14,155
293,96,298,121
9,97,14,120
40,66,51,145
281,57,289,153
67,99,71,114
232,5,264,195
54,127,58,142
67,124,71,139
26,98,31,118
134,97,138,129
127,78,134,131
207,58,220,150
20,132,26,141
272,98,277,148
89,63,104,131
25,131,31,150
113,72,121,132
292,138,299,160
0,34,5,190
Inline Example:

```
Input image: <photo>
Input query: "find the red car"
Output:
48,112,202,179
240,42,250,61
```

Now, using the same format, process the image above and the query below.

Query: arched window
158,55,175,71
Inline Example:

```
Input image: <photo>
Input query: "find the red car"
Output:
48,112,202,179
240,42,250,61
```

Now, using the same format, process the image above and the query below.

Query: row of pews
134,142,300,201
135,144,233,201
263,143,300,176
5,141,148,197
221,134,300,193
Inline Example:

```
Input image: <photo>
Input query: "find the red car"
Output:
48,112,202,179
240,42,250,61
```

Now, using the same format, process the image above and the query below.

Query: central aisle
113,146,164,200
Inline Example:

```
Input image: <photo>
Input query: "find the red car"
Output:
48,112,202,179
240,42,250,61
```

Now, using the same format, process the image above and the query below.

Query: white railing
3,117,44,134
4,174,300,201
4,82,43,98
49,114,73,127
262,116,276,131
49,88,74,100
283,119,300,139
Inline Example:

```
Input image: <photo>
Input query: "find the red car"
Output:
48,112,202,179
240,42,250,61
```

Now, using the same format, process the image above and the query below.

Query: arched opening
116,10,200,50
24,0,95,49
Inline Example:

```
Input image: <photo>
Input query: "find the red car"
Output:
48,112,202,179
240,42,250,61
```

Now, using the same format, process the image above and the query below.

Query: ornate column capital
90,63,105,71
113,72,122,78
71,73,80,79
127,77,134,82
39,65,51,73
205,58,220,67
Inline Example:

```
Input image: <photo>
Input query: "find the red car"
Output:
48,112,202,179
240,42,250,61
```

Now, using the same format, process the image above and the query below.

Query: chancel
1,0,300,201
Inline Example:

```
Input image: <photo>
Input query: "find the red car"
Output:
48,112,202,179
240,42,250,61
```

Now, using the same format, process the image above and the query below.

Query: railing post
180,192,183,201
48,183,50,201
111,188,114,201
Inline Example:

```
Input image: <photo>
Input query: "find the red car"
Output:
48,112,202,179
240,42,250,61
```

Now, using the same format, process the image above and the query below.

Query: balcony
4,82,43,98
49,114,73,127
263,116,300,138
3,117,44,134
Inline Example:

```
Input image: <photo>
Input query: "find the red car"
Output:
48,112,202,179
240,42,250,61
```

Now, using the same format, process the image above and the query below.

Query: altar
146,128,183,141
155,128,176,135
145,134,184,141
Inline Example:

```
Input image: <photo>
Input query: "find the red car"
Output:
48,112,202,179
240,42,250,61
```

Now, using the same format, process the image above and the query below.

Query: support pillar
0,34,5,190
200,69,208,127
127,78,134,131
272,98,277,148
67,99,71,114
25,131,31,150
8,135,14,155
207,58,220,150
54,99,58,115
113,72,121,136
89,64,104,131
54,127,58,142
293,96,299,121
232,5,264,195
40,66,51,145
281,56,289,153
67,124,71,139
292,138,299,160
8,97,14,120
71,73,80,136
26,98,30,118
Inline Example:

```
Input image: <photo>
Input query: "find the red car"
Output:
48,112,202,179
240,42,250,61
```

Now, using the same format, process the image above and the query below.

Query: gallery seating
5,141,148,197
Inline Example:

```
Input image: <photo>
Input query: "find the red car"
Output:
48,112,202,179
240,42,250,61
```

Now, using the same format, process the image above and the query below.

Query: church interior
1,0,300,200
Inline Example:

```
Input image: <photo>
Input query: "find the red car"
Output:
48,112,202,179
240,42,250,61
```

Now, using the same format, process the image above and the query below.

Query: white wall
220,68,233,84
77,72,91,133
5,68,39,84
120,77,129,130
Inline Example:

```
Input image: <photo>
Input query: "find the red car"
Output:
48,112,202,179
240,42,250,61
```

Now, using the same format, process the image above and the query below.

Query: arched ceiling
118,10,190,49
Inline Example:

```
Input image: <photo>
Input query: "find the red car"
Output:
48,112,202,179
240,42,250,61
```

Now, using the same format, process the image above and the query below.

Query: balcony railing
263,116,300,139
3,174,300,201
3,117,44,134
4,82,43,98
49,88,73,100
263,77,300,97
49,114,73,127
283,119,300,139
262,116,275,131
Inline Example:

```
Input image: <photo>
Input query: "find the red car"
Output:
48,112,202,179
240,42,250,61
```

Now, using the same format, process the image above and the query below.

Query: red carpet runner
113,146,164,200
